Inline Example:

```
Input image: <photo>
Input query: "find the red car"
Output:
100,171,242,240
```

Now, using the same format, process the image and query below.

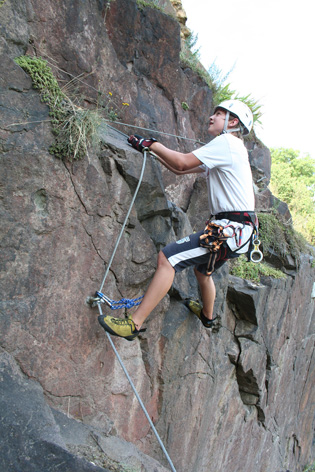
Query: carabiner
250,239,263,263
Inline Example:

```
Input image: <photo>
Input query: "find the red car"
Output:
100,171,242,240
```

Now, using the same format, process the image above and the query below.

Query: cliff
0,1,314,471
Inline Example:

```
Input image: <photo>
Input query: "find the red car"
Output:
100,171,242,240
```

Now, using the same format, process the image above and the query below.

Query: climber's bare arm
150,142,203,173
152,152,203,175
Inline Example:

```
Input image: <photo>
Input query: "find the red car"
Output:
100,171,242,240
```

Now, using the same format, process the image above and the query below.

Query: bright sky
181,0,314,159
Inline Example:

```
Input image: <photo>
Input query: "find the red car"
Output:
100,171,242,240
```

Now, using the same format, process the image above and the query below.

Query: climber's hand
127,134,157,152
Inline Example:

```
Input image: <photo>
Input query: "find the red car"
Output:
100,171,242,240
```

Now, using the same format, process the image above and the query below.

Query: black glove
127,134,157,152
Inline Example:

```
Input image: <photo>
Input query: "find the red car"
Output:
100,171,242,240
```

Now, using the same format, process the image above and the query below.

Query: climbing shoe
98,314,146,341
185,299,217,328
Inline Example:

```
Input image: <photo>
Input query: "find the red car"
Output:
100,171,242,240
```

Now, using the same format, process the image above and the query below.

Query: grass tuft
229,255,286,284
304,462,315,472
15,55,101,161
136,0,162,11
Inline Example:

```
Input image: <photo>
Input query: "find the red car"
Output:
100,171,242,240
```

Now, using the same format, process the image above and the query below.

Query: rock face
0,1,314,472
0,351,169,472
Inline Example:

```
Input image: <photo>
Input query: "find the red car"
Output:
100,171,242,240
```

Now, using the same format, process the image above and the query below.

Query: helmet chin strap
221,111,241,135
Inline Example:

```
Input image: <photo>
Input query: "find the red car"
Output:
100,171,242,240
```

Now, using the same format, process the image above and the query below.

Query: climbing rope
97,303,177,472
97,146,147,293
91,148,177,472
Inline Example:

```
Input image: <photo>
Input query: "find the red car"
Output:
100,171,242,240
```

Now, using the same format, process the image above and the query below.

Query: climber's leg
98,251,175,339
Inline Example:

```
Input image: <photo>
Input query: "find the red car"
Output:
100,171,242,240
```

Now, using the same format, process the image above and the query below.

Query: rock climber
98,100,257,340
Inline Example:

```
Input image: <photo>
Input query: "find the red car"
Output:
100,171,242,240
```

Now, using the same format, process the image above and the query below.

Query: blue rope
110,296,144,310
95,291,143,310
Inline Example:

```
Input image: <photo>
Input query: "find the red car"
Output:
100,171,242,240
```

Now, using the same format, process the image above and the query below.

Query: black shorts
162,230,239,276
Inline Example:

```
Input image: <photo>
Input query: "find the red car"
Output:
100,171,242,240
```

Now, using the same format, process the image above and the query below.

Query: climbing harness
200,211,263,274
199,221,230,275
215,211,263,264
90,143,177,472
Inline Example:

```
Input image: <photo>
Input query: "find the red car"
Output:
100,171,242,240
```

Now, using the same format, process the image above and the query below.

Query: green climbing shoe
185,299,217,328
98,314,145,341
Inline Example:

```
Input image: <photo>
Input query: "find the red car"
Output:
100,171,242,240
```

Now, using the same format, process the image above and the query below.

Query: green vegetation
229,210,313,283
257,211,309,260
14,55,101,160
304,462,315,472
207,59,263,124
15,55,64,103
180,32,263,126
229,255,286,284
180,33,213,86
136,0,162,11
181,101,189,111
214,86,262,127
270,147,315,244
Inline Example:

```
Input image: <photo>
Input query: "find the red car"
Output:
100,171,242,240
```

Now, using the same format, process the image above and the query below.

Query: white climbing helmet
215,99,253,135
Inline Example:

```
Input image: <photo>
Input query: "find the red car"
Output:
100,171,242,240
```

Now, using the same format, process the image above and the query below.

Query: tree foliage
270,147,315,244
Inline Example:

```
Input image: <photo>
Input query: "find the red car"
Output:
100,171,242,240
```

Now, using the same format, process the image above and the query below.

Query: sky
181,0,314,159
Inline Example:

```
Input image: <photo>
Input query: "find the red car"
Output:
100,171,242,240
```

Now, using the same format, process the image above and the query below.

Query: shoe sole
98,316,139,341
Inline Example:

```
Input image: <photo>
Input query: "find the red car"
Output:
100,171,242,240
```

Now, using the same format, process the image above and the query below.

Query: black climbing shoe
185,300,217,328
98,314,146,341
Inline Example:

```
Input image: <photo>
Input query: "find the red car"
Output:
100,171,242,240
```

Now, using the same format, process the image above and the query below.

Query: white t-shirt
193,133,255,215
193,133,255,254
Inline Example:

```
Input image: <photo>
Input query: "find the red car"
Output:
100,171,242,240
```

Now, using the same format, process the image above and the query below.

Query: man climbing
98,100,257,340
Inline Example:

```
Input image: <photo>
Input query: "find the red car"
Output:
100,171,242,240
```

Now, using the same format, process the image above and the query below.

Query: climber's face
208,108,226,136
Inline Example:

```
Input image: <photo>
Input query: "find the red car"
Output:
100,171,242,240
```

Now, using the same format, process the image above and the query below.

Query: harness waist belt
214,211,256,225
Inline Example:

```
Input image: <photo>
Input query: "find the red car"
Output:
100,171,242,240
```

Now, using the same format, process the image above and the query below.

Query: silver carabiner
250,239,263,263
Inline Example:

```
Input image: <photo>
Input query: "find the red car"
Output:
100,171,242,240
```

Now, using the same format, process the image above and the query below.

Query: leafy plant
15,55,101,160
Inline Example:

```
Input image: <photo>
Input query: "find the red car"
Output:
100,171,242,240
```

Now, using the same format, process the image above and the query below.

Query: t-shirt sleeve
192,135,232,169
